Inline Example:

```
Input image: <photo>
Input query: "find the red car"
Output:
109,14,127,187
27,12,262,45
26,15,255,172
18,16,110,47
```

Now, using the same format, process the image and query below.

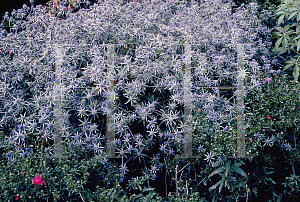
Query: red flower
32,174,45,186
293,107,296,110
15,196,19,200
68,5,71,10
267,116,271,120
276,75,279,78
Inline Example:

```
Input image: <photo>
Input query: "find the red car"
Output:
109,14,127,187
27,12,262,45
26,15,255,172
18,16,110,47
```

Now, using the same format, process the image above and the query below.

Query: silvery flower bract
0,0,277,180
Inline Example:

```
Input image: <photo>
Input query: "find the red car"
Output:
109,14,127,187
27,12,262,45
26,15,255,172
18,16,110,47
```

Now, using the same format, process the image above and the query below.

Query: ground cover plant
0,0,299,201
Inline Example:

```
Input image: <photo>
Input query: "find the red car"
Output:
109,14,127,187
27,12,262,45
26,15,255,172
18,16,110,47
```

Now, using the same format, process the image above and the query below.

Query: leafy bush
272,0,300,81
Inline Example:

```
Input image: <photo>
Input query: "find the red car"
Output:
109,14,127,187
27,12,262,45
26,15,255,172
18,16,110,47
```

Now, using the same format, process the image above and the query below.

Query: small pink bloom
260,72,263,75
276,75,279,78
55,1,58,7
281,132,284,134
32,174,45,186
263,129,265,131
250,138,253,143
8,165,10,168
267,116,271,120
15,196,19,200
293,107,296,110
41,135,45,138
68,5,71,10
22,172,25,174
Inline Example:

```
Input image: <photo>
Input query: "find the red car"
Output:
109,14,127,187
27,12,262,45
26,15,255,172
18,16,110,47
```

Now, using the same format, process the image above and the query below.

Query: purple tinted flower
6,151,12,159
69,142,74,148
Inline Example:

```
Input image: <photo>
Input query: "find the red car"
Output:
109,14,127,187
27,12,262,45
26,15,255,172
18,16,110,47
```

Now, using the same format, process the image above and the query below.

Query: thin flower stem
78,191,85,202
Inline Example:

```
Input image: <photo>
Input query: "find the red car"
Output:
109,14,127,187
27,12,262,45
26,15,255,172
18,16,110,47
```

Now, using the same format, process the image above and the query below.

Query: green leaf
290,22,299,27
278,15,285,25
279,47,287,54
269,177,277,184
276,11,285,15
266,170,275,175
272,31,282,38
284,25,290,31
288,11,298,21
225,161,230,177
209,178,225,192
289,7,299,12
142,188,154,192
297,40,300,52
232,167,247,178
208,166,225,178
276,26,284,32
218,179,224,193
275,37,283,51
298,13,300,22
293,64,299,81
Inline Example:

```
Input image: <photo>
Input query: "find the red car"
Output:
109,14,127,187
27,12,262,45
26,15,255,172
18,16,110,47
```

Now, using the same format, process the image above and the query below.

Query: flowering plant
31,174,45,186
1,0,299,201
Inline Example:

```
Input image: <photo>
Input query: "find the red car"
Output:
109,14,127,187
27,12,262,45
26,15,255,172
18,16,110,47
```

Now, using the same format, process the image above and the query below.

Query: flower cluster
0,0,277,183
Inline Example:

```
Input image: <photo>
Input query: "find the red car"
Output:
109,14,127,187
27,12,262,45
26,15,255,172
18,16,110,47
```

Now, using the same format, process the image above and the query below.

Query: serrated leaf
278,15,285,25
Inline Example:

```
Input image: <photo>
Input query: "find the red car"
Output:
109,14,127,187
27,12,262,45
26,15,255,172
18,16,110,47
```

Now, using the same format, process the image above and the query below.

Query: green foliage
272,0,300,81
208,159,247,194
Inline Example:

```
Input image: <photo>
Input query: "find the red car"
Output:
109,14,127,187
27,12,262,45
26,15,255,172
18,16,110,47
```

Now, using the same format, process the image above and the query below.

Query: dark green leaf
208,166,225,178
232,167,247,178
209,178,225,192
